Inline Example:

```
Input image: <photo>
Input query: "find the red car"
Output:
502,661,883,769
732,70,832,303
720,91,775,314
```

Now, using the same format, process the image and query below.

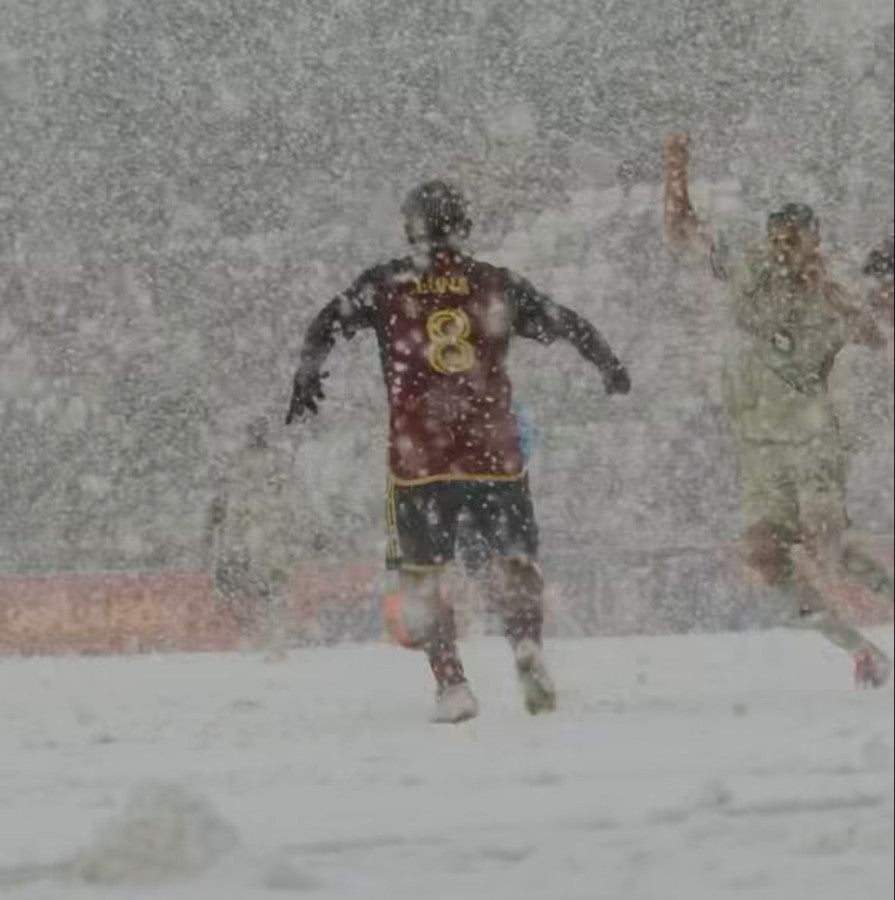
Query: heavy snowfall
0,0,893,897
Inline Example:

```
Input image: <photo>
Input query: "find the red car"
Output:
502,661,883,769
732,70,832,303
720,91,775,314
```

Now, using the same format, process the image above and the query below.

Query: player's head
767,202,820,235
401,180,472,246
766,203,821,265
863,235,894,328
863,237,894,280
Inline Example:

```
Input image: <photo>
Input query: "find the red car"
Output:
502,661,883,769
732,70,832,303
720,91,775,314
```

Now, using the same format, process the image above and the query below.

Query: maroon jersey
376,251,522,482
297,247,626,483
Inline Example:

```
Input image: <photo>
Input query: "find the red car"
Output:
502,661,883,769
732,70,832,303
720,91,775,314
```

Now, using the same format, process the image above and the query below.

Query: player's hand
286,369,329,423
603,362,631,396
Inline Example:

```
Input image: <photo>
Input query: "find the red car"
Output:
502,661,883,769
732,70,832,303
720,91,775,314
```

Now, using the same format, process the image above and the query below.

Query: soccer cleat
432,681,479,724
514,639,557,715
854,648,891,689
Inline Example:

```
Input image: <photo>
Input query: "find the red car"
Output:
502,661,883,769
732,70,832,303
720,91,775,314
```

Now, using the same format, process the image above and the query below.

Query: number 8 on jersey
426,308,476,374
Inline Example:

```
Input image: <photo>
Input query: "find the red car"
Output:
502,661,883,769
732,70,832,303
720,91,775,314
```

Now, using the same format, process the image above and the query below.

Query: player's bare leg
799,503,894,603
395,570,478,723
259,579,291,662
489,558,556,714
838,539,895,603
799,516,891,687
745,518,890,687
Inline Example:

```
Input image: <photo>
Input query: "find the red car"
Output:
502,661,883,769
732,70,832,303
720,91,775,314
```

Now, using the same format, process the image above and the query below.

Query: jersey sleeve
298,267,380,372
505,270,622,374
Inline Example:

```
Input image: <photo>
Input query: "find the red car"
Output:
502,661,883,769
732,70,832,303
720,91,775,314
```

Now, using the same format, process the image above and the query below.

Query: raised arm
286,270,378,422
507,273,630,395
662,131,728,280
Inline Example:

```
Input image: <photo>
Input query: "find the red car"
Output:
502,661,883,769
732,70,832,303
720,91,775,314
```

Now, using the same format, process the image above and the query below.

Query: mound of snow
70,780,238,885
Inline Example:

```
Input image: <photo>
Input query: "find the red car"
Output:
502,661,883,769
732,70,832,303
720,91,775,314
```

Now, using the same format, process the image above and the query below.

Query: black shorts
385,475,539,571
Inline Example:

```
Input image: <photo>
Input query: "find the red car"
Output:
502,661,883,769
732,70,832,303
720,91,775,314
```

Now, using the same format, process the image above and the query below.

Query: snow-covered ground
1,628,893,900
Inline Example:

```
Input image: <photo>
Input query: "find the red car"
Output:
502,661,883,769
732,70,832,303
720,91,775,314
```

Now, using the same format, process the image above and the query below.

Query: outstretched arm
286,271,377,422
507,274,630,394
824,281,887,351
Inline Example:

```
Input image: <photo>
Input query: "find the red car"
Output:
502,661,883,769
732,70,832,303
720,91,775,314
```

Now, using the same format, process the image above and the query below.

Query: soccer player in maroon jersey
287,181,631,722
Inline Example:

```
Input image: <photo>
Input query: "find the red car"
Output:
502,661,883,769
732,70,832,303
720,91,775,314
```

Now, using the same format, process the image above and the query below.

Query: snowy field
1,628,893,900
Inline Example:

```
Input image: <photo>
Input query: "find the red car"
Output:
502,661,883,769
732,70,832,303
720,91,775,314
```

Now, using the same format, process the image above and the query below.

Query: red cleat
854,649,891,688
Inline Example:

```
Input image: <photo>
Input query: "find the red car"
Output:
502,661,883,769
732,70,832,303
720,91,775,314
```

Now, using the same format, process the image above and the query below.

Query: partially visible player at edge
663,132,893,689
286,181,631,723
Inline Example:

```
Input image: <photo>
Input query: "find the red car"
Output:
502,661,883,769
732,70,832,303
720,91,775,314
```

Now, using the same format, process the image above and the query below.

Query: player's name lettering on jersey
412,275,470,296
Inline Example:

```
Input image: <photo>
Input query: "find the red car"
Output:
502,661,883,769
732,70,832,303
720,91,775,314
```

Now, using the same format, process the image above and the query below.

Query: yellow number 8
426,308,476,374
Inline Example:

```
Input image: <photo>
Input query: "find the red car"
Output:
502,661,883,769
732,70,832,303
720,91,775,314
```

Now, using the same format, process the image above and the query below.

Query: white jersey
210,440,295,595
